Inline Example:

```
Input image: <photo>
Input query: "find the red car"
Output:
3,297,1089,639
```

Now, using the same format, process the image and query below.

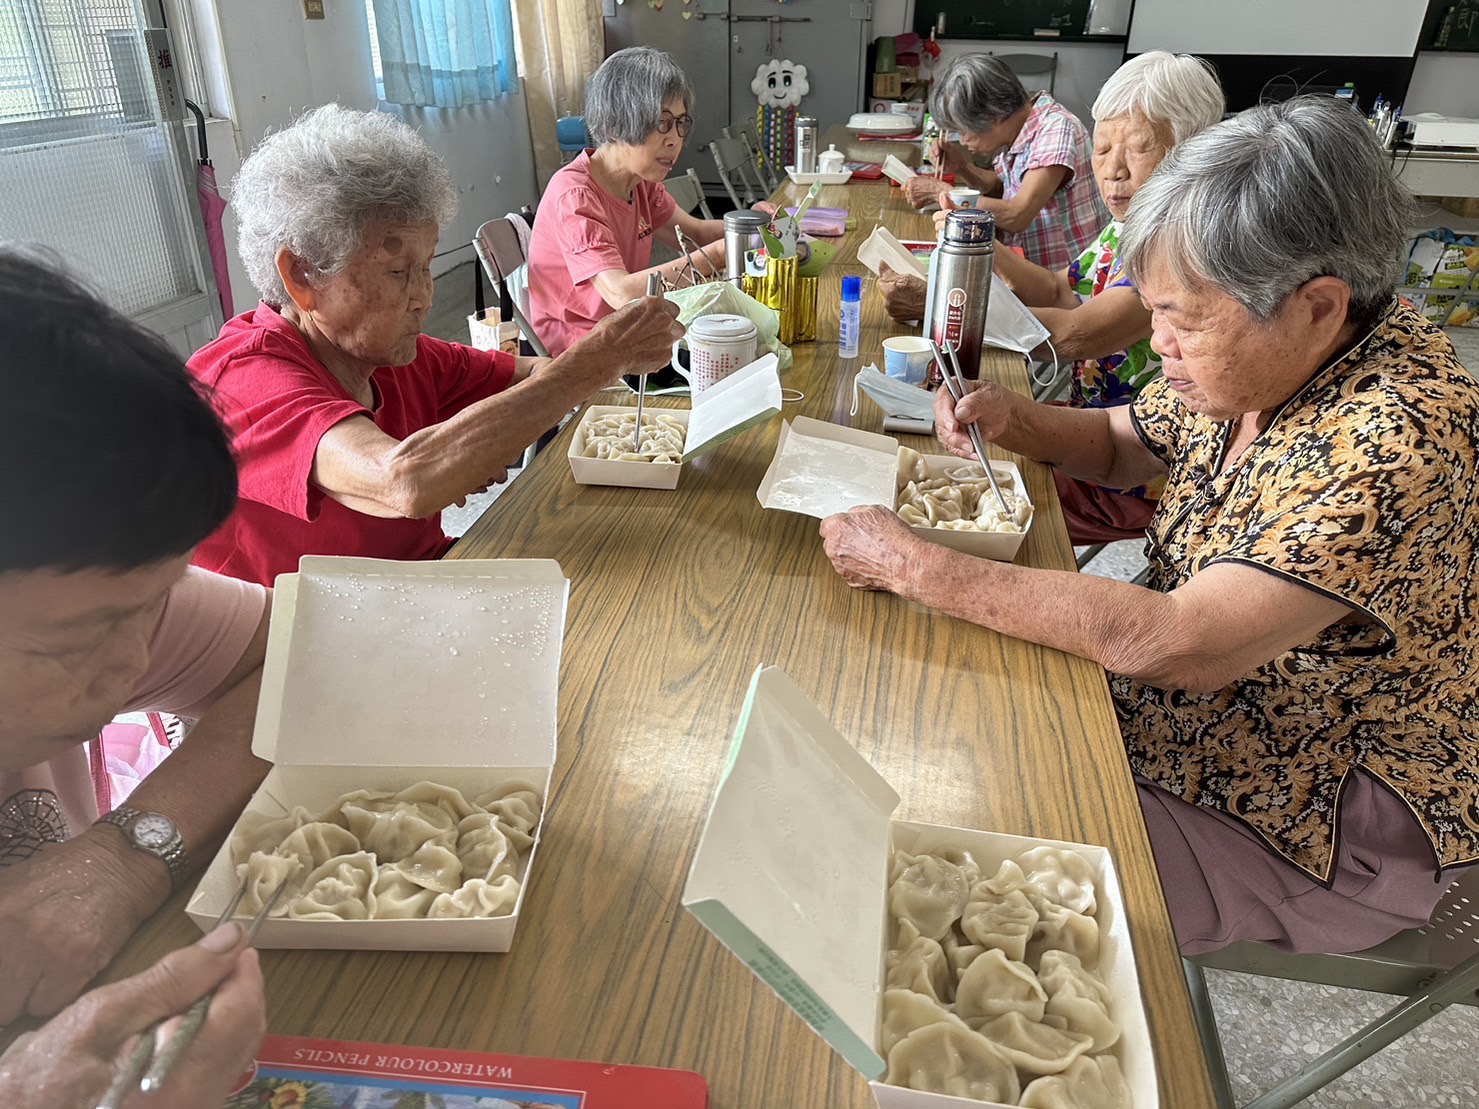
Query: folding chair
708,135,763,209
473,213,560,468
725,118,780,193
1185,868,1479,1109
473,213,549,359
991,51,1058,95
664,167,714,220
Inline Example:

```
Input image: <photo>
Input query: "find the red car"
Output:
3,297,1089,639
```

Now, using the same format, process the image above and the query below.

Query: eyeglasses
655,111,694,138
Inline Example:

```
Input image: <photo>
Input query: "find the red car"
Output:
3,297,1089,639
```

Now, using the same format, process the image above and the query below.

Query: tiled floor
435,263,1479,1105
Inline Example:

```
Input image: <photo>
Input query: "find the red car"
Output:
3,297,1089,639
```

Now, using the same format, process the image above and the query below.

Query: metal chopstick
634,272,661,450
931,339,1013,519
99,878,283,1108
677,225,722,283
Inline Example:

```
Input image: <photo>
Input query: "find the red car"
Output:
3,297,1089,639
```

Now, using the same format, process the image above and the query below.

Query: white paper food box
756,416,1033,561
682,666,1157,1109
568,353,783,489
187,556,568,951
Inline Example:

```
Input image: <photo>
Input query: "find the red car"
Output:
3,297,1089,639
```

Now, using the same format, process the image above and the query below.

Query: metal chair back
1185,867,1479,1109
725,118,780,192
992,51,1058,96
708,135,762,209
664,167,714,220
472,215,549,359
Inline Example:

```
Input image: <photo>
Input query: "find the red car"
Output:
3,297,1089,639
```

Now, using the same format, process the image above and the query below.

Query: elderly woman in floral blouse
821,96,1479,956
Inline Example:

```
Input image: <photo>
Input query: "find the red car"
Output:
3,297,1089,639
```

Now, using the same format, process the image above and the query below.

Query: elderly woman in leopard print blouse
819,96,1479,957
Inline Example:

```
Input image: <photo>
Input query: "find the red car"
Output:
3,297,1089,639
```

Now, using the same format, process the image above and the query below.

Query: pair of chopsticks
633,271,664,451
928,338,1013,518
99,878,285,1109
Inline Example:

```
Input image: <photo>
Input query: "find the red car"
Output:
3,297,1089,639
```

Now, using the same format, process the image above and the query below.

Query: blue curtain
371,0,517,109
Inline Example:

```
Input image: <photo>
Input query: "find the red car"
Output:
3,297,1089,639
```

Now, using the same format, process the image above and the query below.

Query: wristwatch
97,807,189,891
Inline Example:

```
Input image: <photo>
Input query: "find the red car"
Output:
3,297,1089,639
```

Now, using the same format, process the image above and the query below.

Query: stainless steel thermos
794,116,818,174
926,209,996,383
723,209,770,284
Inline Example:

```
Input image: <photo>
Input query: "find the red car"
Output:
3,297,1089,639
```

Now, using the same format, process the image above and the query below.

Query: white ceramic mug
948,187,982,210
672,314,759,394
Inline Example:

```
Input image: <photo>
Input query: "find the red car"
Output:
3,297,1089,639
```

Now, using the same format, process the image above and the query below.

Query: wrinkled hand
878,263,927,323
0,830,166,1024
904,174,948,210
931,190,963,235
752,201,779,216
934,379,1018,462
588,296,685,379
820,505,920,594
0,924,266,1109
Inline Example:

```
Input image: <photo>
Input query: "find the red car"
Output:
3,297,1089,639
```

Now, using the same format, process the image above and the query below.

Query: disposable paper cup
882,335,934,385
948,187,982,210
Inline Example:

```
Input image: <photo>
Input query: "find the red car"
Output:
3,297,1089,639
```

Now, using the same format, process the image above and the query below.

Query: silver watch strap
98,807,190,891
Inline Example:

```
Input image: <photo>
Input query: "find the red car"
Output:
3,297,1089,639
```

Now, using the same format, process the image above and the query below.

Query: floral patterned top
1117,300,1479,882
1066,222,1160,410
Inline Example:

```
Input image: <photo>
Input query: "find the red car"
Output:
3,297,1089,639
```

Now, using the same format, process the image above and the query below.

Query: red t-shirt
527,149,677,356
189,304,516,586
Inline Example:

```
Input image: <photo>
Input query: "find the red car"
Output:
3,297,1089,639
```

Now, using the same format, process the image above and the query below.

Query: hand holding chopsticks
95,878,282,1109
929,338,1014,519
632,272,663,451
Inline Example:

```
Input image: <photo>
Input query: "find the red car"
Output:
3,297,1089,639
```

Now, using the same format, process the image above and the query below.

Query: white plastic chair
1185,868,1479,1108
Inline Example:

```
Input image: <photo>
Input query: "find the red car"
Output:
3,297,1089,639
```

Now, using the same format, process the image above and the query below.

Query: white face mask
983,273,1051,355
850,363,936,422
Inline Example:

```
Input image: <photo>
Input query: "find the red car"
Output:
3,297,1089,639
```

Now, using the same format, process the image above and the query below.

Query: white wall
1405,53,1479,118
197,0,538,308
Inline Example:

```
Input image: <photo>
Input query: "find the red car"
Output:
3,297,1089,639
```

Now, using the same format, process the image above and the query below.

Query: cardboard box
569,354,783,489
186,557,568,951
873,72,903,99
756,416,1033,562
1442,196,1479,221
683,667,1157,1109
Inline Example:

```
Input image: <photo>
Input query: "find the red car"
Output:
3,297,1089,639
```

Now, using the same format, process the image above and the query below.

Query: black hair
0,246,238,573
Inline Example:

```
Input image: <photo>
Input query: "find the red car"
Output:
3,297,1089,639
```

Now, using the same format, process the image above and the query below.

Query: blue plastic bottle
839,274,862,358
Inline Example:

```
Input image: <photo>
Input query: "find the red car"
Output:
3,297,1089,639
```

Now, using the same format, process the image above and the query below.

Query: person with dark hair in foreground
0,248,268,1105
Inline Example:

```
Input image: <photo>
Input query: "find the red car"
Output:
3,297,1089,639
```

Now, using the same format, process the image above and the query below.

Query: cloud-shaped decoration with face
751,59,809,108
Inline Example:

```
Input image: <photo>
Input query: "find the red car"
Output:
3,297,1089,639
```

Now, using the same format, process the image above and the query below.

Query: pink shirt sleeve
1021,112,1079,183
122,568,268,720
556,184,639,288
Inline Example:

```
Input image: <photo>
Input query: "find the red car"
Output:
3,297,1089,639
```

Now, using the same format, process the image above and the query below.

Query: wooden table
96,153,1215,1107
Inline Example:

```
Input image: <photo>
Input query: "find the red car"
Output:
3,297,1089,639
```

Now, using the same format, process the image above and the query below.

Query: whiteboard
1128,0,1426,57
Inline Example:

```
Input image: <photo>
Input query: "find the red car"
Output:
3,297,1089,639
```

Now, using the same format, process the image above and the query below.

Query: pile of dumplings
229,780,540,921
883,844,1130,1108
579,411,686,463
896,446,1031,533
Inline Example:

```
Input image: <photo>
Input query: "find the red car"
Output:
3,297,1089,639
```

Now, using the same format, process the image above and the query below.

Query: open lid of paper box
756,416,898,519
859,224,929,279
253,557,567,769
682,666,898,1080
682,352,782,462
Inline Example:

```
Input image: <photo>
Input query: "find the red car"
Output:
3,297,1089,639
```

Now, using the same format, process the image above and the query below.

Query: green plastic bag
665,282,792,372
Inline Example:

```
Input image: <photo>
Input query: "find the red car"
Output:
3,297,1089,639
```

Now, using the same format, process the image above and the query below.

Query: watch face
132,812,177,849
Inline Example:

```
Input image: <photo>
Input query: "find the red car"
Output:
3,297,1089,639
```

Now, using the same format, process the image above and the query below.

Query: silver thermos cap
723,209,770,282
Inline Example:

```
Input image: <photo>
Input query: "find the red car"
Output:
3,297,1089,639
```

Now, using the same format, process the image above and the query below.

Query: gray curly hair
1121,96,1413,331
585,46,696,146
231,104,458,306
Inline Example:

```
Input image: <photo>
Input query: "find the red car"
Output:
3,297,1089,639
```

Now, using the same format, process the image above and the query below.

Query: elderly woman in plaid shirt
904,54,1109,270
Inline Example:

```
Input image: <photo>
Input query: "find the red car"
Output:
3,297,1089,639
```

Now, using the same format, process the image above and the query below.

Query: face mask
983,273,1051,355
851,363,936,423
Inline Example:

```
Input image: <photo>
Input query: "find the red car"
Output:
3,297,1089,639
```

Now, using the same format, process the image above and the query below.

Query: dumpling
476,783,542,837
1026,900,1102,971
886,920,951,1004
230,806,317,865
1019,1055,1132,1109
287,851,379,921
897,446,929,484
981,858,1029,898
883,1020,1020,1104
396,841,464,894
275,821,360,875
390,780,478,822
455,811,516,882
374,865,440,919
953,947,1048,1025
341,799,456,863
236,850,303,917
889,850,971,941
427,874,521,919
973,1010,1093,1076
1017,845,1098,916
960,884,1038,963
879,987,963,1056
1039,949,1119,1052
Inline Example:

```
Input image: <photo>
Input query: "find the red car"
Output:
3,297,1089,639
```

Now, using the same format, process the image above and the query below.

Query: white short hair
1091,51,1225,144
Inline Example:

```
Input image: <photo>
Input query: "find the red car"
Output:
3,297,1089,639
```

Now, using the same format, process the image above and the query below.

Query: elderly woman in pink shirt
528,46,735,356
